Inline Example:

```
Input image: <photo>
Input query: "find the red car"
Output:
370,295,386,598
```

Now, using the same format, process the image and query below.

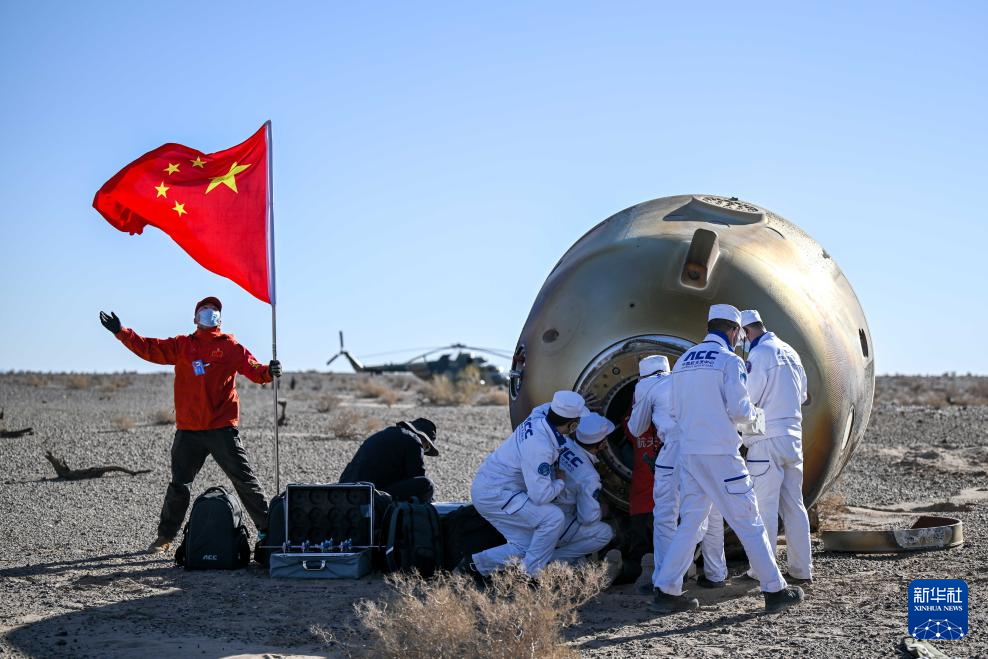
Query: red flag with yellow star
93,124,273,303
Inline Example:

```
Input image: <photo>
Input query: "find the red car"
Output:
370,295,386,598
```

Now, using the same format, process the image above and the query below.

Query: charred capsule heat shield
508,194,874,510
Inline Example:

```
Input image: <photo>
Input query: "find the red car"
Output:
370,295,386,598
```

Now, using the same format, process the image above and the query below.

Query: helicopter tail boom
326,331,367,372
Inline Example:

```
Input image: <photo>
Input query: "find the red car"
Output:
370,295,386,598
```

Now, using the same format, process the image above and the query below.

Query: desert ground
0,372,985,658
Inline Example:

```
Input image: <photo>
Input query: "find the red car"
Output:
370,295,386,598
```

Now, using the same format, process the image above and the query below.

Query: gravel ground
0,373,985,658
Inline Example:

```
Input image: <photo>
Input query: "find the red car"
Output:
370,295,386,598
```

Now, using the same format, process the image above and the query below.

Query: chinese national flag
93,124,272,303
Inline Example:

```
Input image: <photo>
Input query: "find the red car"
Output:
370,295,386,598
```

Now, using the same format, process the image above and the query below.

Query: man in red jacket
99,296,281,553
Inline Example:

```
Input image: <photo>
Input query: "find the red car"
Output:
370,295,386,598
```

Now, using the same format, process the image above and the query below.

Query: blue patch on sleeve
537,462,552,476
745,360,752,373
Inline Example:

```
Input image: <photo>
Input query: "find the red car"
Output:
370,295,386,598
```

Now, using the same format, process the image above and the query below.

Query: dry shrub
151,408,175,425
353,562,605,659
328,408,385,440
99,375,133,392
356,378,402,407
475,388,509,406
308,624,338,646
65,374,93,390
418,376,462,405
384,373,418,392
316,393,342,413
23,373,49,387
914,390,949,408
419,365,485,406
878,375,988,407
966,378,988,405
113,415,136,431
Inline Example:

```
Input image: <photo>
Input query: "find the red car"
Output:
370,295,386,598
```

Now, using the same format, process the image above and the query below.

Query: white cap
639,355,670,377
708,303,742,327
740,309,762,327
576,413,615,445
550,390,587,419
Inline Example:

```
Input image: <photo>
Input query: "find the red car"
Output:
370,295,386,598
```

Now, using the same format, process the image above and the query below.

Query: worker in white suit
553,413,615,563
629,355,728,588
462,390,586,577
650,304,804,614
740,309,813,583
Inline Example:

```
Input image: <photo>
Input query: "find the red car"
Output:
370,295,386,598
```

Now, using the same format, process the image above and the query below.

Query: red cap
194,297,222,314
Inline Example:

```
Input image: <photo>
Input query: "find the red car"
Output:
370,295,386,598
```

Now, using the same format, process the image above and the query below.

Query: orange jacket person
99,296,281,553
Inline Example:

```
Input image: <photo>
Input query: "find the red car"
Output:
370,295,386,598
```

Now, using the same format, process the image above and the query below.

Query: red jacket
116,326,272,430
623,417,661,516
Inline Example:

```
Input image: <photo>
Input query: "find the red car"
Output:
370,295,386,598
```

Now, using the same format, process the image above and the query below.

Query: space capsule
508,194,874,510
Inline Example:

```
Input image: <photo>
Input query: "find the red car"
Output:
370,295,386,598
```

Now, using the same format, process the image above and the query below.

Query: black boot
764,585,805,613
651,589,699,614
697,574,726,589
614,558,643,586
455,556,489,589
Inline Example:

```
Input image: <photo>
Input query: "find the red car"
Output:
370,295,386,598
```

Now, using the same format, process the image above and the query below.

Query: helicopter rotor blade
430,345,513,360
401,344,513,364
355,347,443,360
457,346,514,359
327,354,341,367
404,348,447,364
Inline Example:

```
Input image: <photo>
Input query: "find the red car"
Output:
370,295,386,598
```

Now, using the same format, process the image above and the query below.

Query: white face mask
197,308,220,327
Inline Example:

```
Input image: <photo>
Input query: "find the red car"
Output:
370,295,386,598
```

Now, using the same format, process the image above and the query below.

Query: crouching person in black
339,418,438,503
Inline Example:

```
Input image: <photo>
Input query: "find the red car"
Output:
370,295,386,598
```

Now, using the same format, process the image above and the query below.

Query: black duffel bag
176,486,251,570
439,504,506,571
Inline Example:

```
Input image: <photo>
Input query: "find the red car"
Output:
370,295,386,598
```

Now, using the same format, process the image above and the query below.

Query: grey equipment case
270,482,376,579
269,549,372,579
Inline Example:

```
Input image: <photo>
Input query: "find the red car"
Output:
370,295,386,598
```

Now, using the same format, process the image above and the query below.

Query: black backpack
439,504,506,571
176,486,251,570
384,501,443,577
253,492,286,567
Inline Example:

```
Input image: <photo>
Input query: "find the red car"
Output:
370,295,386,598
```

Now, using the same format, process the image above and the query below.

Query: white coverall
628,374,727,583
652,333,787,596
470,405,568,575
553,438,613,562
743,331,812,580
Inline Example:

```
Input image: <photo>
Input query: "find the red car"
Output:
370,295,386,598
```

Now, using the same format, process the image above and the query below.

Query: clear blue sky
1,2,985,375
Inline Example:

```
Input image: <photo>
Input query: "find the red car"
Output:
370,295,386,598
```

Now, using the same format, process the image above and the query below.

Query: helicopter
326,331,511,386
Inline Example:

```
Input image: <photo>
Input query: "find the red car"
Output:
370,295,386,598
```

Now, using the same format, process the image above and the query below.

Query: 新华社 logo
908,579,967,640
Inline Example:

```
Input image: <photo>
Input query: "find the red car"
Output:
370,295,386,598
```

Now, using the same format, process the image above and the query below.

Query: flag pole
265,119,280,494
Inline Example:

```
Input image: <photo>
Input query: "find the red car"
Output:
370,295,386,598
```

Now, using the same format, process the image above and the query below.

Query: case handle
302,560,326,571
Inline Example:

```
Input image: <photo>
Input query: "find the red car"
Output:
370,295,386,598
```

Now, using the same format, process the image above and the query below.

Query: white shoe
602,549,623,589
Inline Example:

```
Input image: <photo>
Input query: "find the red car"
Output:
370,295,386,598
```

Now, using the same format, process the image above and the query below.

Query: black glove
269,359,282,378
100,311,122,334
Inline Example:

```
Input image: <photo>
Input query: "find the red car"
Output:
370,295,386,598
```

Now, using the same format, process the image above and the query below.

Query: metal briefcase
269,549,372,580
269,482,376,579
